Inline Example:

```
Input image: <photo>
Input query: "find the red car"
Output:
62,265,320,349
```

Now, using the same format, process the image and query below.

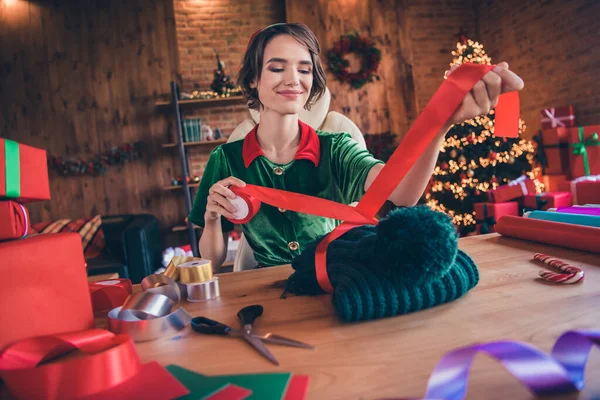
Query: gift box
0,232,94,350
0,200,31,240
541,174,568,192
488,175,536,203
540,105,575,130
558,175,600,205
523,192,572,211
474,201,519,234
534,129,570,176
0,138,51,203
568,126,600,178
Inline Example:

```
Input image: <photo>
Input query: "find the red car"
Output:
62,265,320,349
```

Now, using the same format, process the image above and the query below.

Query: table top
133,234,600,400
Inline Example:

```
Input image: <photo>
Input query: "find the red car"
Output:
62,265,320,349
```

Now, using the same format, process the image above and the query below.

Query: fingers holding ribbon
205,177,247,221
446,61,524,126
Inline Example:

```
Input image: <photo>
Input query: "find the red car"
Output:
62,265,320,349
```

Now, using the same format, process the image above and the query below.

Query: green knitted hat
285,206,480,322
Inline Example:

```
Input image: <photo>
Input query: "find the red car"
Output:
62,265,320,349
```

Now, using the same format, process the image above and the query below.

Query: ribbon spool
163,257,220,302
89,278,133,313
227,187,262,224
107,274,192,342
177,260,221,302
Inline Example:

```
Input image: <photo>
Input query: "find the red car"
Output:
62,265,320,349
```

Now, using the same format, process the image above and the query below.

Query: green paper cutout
166,364,291,400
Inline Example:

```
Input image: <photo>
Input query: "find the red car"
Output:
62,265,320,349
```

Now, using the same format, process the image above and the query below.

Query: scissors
191,305,314,366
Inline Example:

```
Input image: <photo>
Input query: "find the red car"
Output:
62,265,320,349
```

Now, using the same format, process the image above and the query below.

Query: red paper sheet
283,375,311,400
204,384,252,400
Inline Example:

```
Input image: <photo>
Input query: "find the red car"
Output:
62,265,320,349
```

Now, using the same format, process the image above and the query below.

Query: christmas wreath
326,32,381,89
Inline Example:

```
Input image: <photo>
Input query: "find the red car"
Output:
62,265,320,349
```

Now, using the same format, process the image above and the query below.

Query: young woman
188,23,524,271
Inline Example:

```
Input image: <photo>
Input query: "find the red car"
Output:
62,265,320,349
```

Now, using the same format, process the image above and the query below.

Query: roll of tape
185,277,220,302
178,259,213,284
107,274,192,342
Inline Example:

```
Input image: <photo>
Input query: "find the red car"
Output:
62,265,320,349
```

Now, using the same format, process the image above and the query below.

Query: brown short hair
237,23,327,111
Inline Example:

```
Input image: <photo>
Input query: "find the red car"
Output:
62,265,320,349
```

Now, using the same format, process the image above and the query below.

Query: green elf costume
188,120,384,268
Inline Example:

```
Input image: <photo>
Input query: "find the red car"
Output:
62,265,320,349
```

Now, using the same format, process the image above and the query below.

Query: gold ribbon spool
163,256,213,284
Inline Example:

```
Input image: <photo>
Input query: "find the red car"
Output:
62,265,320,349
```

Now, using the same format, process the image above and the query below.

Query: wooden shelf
162,139,227,148
172,224,202,232
156,96,245,109
164,183,200,191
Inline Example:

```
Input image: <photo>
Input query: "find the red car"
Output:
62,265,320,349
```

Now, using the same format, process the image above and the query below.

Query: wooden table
134,234,600,399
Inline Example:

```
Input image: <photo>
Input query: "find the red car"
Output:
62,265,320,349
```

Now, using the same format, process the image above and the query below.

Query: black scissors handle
191,316,232,335
237,305,263,326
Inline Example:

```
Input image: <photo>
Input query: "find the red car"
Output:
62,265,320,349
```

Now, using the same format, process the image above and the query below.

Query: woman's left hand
446,61,524,127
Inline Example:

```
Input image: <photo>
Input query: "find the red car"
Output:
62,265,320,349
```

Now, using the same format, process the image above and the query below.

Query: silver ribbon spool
185,276,220,302
108,274,192,342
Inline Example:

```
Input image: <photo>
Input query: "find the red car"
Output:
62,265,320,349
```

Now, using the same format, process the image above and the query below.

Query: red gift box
535,129,570,176
559,175,600,205
0,138,51,203
474,201,519,234
0,201,31,240
523,192,572,211
540,105,575,130
488,175,537,203
568,125,600,178
541,174,568,192
0,232,94,351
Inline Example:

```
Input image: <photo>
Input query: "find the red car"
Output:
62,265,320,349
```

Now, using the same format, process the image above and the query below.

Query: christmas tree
423,36,541,236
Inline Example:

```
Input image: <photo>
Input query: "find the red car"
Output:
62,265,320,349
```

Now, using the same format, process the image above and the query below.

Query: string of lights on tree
423,32,542,235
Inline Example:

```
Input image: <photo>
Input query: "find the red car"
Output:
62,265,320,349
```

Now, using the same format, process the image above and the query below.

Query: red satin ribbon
226,63,520,292
0,329,141,399
89,279,134,313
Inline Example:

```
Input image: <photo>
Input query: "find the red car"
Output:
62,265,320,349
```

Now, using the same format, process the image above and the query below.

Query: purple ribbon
386,330,600,400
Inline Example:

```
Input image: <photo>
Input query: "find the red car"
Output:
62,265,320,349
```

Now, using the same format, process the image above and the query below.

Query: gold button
273,167,284,176
278,207,287,213
288,241,299,251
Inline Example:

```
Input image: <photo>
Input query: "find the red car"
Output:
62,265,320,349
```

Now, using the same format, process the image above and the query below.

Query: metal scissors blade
257,333,315,349
242,328,280,366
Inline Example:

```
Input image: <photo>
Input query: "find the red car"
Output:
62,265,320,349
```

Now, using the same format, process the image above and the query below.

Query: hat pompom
375,205,458,284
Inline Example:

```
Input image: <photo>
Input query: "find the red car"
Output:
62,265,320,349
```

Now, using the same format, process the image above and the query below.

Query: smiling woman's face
252,34,314,115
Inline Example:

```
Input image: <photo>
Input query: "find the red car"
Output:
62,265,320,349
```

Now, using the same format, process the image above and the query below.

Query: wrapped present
568,126,600,177
540,105,575,130
0,138,51,203
533,129,570,176
523,192,572,211
0,232,94,350
0,200,31,240
558,175,600,205
488,175,536,203
474,201,519,234
541,174,568,192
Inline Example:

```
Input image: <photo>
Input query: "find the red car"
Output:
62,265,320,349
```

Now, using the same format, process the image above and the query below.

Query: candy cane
533,253,584,284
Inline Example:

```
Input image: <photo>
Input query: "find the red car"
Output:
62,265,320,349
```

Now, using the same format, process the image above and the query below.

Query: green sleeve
330,133,384,204
188,146,234,232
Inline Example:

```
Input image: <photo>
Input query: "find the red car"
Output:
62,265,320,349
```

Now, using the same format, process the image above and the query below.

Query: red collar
242,120,321,168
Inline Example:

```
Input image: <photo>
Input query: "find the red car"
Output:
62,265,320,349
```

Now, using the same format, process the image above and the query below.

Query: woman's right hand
205,177,246,221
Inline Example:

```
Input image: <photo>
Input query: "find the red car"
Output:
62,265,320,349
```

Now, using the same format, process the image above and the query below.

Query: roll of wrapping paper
495,216,600,254
107,274,192,342
89,278,133,313
548,206,600,216
525,210,600,228
225,63,521,293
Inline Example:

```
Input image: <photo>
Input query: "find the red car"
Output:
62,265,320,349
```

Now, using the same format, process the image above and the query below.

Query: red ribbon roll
89,278,133,313
0,330,141,399
226,63,520,293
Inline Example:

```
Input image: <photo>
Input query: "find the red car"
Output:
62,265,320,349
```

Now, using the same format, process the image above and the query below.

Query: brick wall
406,0,477,116
173,0,285,174
477,0,600,137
